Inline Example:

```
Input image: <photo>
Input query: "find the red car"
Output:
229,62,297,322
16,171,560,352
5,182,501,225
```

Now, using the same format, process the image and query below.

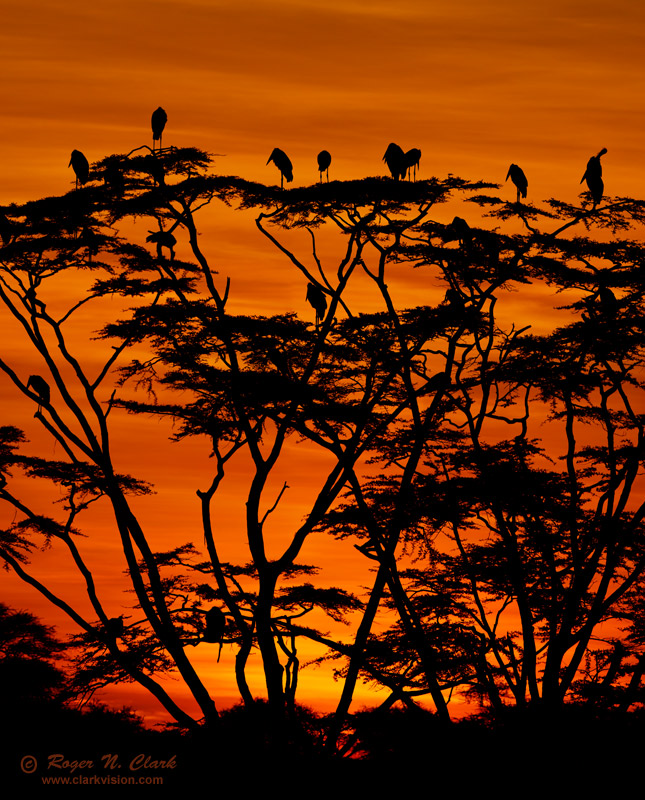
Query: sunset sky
1,0,645,724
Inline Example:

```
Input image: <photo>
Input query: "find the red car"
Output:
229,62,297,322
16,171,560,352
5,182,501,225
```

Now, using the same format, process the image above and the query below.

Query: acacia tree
319,189,645,719
2,142,645,758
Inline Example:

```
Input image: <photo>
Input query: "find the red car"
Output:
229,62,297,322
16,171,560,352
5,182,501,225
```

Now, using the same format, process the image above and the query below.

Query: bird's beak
266,156,272,165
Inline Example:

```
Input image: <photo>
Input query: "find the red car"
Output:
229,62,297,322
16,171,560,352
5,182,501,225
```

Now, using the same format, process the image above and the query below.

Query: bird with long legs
267,148,293,188
506,164,528,203
306,282,328,329
581,148,607,207
382,143,406,180
404,148,421,181
317,150,331,182
69,150,90,188
151,107,167,151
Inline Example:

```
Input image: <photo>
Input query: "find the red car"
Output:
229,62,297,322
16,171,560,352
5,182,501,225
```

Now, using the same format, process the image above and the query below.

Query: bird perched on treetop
581,148,607,207
404,148,421,181
69,150,90,189
317,150,331,183
506,164,528,203
306,282,328,329
383,143,407,181
267,148,293,188
151,107,167,151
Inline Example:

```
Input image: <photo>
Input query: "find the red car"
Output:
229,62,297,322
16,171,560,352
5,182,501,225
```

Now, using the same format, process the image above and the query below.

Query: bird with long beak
506,163,528,203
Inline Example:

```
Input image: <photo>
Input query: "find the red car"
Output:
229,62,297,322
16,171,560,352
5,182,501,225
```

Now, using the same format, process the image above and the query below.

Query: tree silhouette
2,140,645,761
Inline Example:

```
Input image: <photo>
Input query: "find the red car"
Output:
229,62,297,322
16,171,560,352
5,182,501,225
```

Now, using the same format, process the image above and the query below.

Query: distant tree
0,602,66,706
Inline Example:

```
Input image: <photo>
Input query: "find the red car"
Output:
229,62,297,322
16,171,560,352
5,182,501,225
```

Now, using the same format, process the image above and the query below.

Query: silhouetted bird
383,143,407,180
404,148,421,181
597,285,618,316
581,148,607,206
27,375,50,412
444,287,466,310
444,216,473,247
146,230,176,260
306,282,328,329
317,150,331,182
79,226,99,263
69,150,90,188
143,154,165,187
104,161,125,195
0,212,13,245
506,164,528,203
204,607,226,643
151,107,167,151
204,606,226,662
267,148,293,188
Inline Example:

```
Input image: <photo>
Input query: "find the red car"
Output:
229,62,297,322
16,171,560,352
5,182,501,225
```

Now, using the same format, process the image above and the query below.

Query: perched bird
69,150,90,188
79,226,100,263
27,375,50,412
444,216,472,247
0,212,13,245
581,148,607,206
317,150,331,182
267,148,293,188
103,160,125,195
204,607,226,662
444,287,466,311
506,164,528,203
146,230,176,260
151,107,167,151
306,282,328,329
597,285,619,316
143,154,165,187
404,148,421,181
383,143,407,180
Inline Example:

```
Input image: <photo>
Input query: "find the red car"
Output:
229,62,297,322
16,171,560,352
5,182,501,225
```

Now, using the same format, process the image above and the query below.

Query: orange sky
2,0,645,724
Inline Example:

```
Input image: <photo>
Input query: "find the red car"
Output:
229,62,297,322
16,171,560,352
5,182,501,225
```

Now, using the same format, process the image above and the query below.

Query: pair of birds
506,148,608,206
382,143,422,181
68,106,168,188
267,148,332,187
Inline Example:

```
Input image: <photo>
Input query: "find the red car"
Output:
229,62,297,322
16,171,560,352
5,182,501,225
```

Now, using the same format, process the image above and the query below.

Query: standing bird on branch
69,150,90,188
146,229,177,260
306,282,328,329
267,148,293,188
383,143,407,180
581,148,607,207
317,150,331,182
27,375,50,413
204,607,226,662
404,148,421,181
506,164,528,203
151,107,167,151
